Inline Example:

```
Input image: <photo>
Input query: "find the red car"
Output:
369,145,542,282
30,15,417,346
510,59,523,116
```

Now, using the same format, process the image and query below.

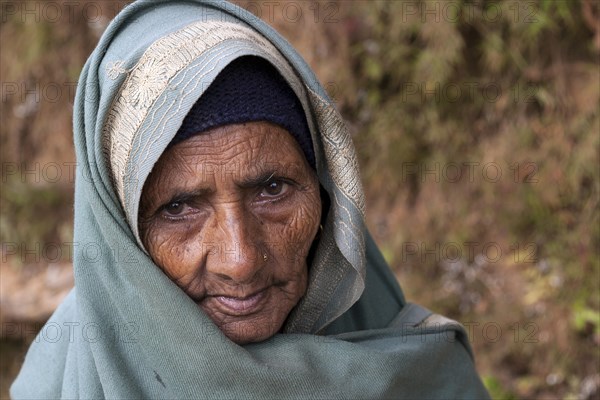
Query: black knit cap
172,56,315,168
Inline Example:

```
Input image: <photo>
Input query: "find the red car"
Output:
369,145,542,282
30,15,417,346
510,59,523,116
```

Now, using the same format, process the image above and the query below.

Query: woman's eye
165,201,184,215
261,180,288,197
161,201,196,219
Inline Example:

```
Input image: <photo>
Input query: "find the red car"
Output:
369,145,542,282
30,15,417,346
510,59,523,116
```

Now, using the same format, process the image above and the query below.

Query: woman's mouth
210,288,269,315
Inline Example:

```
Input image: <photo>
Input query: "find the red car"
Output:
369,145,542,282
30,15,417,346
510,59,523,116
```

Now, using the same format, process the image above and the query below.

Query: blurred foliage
484,375,519,400
1,0,599,399
341,1,599,398
0,173,73,258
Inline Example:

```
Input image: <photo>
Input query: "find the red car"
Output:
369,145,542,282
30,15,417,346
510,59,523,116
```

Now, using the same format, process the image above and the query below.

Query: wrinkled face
139,121,321,344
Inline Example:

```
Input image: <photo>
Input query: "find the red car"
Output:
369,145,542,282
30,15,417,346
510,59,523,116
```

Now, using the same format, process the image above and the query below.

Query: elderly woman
12,0,489,398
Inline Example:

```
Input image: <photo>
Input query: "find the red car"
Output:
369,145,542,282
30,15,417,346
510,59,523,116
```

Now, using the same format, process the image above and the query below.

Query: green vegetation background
1,1,598,399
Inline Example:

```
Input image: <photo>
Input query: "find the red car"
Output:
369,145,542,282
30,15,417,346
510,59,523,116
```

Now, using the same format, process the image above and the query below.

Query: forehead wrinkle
171,146,197,176
175,128,259,166
177,128,256,160
158,122,310,191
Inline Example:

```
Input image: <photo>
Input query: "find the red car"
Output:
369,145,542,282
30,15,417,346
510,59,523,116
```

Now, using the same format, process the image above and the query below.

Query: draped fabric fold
11,1,489,398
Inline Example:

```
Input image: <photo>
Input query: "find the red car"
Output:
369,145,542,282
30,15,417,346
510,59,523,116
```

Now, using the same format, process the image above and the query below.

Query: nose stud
263,253,268,262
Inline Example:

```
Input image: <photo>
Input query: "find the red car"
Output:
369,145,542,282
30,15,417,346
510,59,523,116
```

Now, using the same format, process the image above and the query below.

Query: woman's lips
211,288,269,315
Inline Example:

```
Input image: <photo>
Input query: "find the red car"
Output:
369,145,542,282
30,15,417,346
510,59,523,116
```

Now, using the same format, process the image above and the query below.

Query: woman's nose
205,205,264,283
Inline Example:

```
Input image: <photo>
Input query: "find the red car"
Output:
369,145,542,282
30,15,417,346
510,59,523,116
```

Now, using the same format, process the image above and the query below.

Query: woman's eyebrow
164,187,211,203
237,171,276,189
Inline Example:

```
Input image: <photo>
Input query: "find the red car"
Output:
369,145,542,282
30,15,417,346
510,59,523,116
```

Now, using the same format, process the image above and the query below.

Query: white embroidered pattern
284,89,366,333
307,88,366,215
123,58,168,108
106,60,128,80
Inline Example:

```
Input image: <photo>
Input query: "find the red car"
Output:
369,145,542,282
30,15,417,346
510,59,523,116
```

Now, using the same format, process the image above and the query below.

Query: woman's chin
218,319,282,344
198,285,303,344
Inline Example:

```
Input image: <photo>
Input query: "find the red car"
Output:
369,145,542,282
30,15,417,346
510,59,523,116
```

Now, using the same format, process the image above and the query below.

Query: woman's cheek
146,225,200,280
279,192,321,262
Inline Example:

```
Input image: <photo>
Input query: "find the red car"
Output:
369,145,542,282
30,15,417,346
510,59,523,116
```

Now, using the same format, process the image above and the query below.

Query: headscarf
171,55,315,168
11,1,490,398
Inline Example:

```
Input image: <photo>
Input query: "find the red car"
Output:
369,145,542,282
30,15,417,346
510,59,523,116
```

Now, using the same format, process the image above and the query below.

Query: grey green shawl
11,1,489,398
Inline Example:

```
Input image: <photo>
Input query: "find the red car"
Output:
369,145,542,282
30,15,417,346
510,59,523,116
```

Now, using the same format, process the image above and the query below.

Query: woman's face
139,121,321,344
